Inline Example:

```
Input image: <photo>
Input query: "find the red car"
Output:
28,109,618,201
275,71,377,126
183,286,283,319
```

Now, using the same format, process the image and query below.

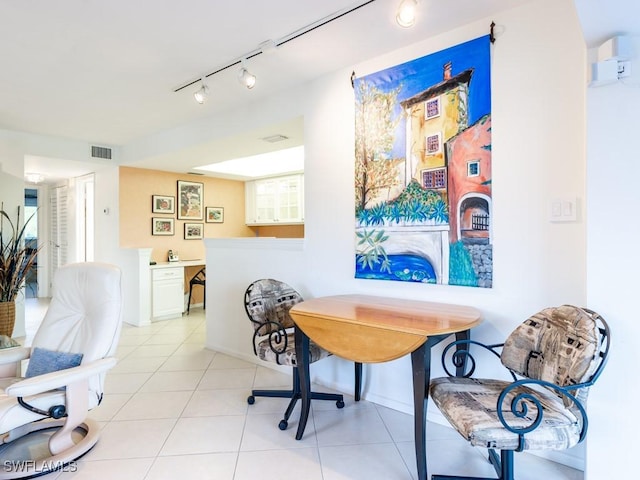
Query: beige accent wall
119,166,254,263
248,224,304,238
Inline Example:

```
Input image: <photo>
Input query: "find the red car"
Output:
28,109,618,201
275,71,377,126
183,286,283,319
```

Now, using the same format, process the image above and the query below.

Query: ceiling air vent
261,134,289,143
91,145,112,160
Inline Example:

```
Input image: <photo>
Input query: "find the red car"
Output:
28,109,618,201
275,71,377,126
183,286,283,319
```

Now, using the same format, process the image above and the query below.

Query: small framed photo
177,180,204,220
184,222,204,240
152,195,175,214
152,217,174,236
206,206,224,223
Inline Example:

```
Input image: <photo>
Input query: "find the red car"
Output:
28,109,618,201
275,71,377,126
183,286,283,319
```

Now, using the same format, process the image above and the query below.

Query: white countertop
149,259,205,269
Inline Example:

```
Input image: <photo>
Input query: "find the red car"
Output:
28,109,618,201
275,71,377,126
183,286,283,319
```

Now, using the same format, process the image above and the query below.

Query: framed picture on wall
152,217,174,235
205,206,224,223
152,195,175,214
177,180,204,220
184,222,203,240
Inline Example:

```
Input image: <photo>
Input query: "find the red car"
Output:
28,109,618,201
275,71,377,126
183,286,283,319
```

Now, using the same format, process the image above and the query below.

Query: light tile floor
18,300,582,480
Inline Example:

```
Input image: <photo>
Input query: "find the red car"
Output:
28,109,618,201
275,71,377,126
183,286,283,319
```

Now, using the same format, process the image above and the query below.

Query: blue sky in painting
355,35,491,159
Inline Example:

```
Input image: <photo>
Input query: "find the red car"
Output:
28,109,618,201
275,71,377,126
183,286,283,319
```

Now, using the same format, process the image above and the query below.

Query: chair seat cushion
430,377,582,451
256,332,330,367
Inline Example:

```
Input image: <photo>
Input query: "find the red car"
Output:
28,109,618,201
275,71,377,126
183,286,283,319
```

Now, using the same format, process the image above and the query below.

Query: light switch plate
550,197,577,222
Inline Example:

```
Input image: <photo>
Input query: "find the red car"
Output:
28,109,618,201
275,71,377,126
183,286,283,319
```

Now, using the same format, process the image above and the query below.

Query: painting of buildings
354,35,492,287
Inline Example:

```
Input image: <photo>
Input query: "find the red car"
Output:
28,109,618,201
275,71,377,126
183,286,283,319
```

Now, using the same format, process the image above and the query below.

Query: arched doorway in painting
458,195,491,241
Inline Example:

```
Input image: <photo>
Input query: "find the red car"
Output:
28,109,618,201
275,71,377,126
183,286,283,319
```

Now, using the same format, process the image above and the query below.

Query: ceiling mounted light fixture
237,60,256,89
25,173,45,184
174,1,376,97
193,77,209,104
396,0,418,28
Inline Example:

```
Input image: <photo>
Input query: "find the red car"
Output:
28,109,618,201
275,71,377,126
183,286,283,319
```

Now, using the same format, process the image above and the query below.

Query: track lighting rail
173,0,377,93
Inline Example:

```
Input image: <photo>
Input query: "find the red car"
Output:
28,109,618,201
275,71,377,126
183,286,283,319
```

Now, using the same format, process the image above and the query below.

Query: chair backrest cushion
244,279,302,333
31,262,123,396
501,305,600,388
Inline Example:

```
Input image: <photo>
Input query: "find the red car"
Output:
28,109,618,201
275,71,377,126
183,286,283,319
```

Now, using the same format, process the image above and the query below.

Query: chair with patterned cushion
244,278,362,430
0,262,123,479
429,305,610,480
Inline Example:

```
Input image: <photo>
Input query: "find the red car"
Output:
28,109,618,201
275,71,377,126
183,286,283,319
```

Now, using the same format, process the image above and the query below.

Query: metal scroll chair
244,278,362,430
429,305,610,480
187,267,205,315
0,262,123,479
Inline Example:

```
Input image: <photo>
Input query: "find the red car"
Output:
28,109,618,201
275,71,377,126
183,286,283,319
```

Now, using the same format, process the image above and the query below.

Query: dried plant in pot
0,205,39,337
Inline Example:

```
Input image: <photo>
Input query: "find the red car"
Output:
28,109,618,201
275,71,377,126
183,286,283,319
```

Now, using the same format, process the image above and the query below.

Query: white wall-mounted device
589,35,633,87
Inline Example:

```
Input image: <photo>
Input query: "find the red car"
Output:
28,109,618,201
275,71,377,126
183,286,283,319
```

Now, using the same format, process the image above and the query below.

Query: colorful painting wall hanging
354,35,492,288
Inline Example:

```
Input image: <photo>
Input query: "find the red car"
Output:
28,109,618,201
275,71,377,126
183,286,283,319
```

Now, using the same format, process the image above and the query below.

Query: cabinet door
245,174,304,225
152,269,184,318
254,178,277,223
276,175,303,222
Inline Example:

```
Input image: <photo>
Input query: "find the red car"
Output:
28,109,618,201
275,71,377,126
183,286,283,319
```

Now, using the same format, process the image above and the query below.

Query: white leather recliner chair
0,262,123,478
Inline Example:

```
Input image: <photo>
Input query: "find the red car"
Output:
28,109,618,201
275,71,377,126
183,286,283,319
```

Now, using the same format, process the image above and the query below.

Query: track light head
396,0,418,28
193,78,209,104
238,68,256,89
238,60,256,89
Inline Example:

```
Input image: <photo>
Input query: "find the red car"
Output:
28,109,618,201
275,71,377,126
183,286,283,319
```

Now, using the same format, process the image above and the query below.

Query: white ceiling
3,0,636,182
574,0,640,48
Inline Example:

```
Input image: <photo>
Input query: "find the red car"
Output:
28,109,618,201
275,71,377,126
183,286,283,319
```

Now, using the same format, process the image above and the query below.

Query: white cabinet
245,174,304,225
151,267,184,319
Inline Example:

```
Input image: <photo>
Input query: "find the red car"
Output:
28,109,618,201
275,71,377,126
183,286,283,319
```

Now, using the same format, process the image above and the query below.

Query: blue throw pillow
25,347,83,378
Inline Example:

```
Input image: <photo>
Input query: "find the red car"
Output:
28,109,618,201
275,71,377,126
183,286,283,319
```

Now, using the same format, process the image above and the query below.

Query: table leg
354,362,362,401
411,334,450,480
294,326,311,440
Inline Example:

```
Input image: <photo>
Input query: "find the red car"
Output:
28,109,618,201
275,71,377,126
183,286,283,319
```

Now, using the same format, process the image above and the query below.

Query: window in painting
426,133,441,154
467,160,480,177
425,97,441,119
422,167,447,190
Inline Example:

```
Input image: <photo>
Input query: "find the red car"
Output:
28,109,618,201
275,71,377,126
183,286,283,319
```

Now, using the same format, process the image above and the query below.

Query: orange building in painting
445,114,492,243
400,62,492,245
398,61,493,287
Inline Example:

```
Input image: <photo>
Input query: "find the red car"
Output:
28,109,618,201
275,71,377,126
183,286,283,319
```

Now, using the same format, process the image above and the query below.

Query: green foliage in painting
356,180,448,226
446,89,468,134
448,241,478,287
355,229,391,274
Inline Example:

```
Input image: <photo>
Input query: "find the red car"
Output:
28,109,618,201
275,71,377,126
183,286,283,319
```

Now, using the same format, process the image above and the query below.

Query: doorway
24,188,38,298
48,174,95,295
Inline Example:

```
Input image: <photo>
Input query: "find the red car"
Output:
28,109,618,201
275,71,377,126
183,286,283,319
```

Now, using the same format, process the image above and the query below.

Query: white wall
93,165,122,266
584,38,640,478
204,0,589,470
205,238,306,365
91,165,152,327
0,166,28,337
0,130,122,334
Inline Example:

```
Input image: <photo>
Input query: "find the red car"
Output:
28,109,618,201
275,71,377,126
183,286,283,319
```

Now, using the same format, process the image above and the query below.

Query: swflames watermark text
3,460,78,473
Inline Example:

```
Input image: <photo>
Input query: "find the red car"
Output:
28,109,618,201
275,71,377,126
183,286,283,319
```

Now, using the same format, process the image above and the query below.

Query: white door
49,184,68,293
76,174,95,262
